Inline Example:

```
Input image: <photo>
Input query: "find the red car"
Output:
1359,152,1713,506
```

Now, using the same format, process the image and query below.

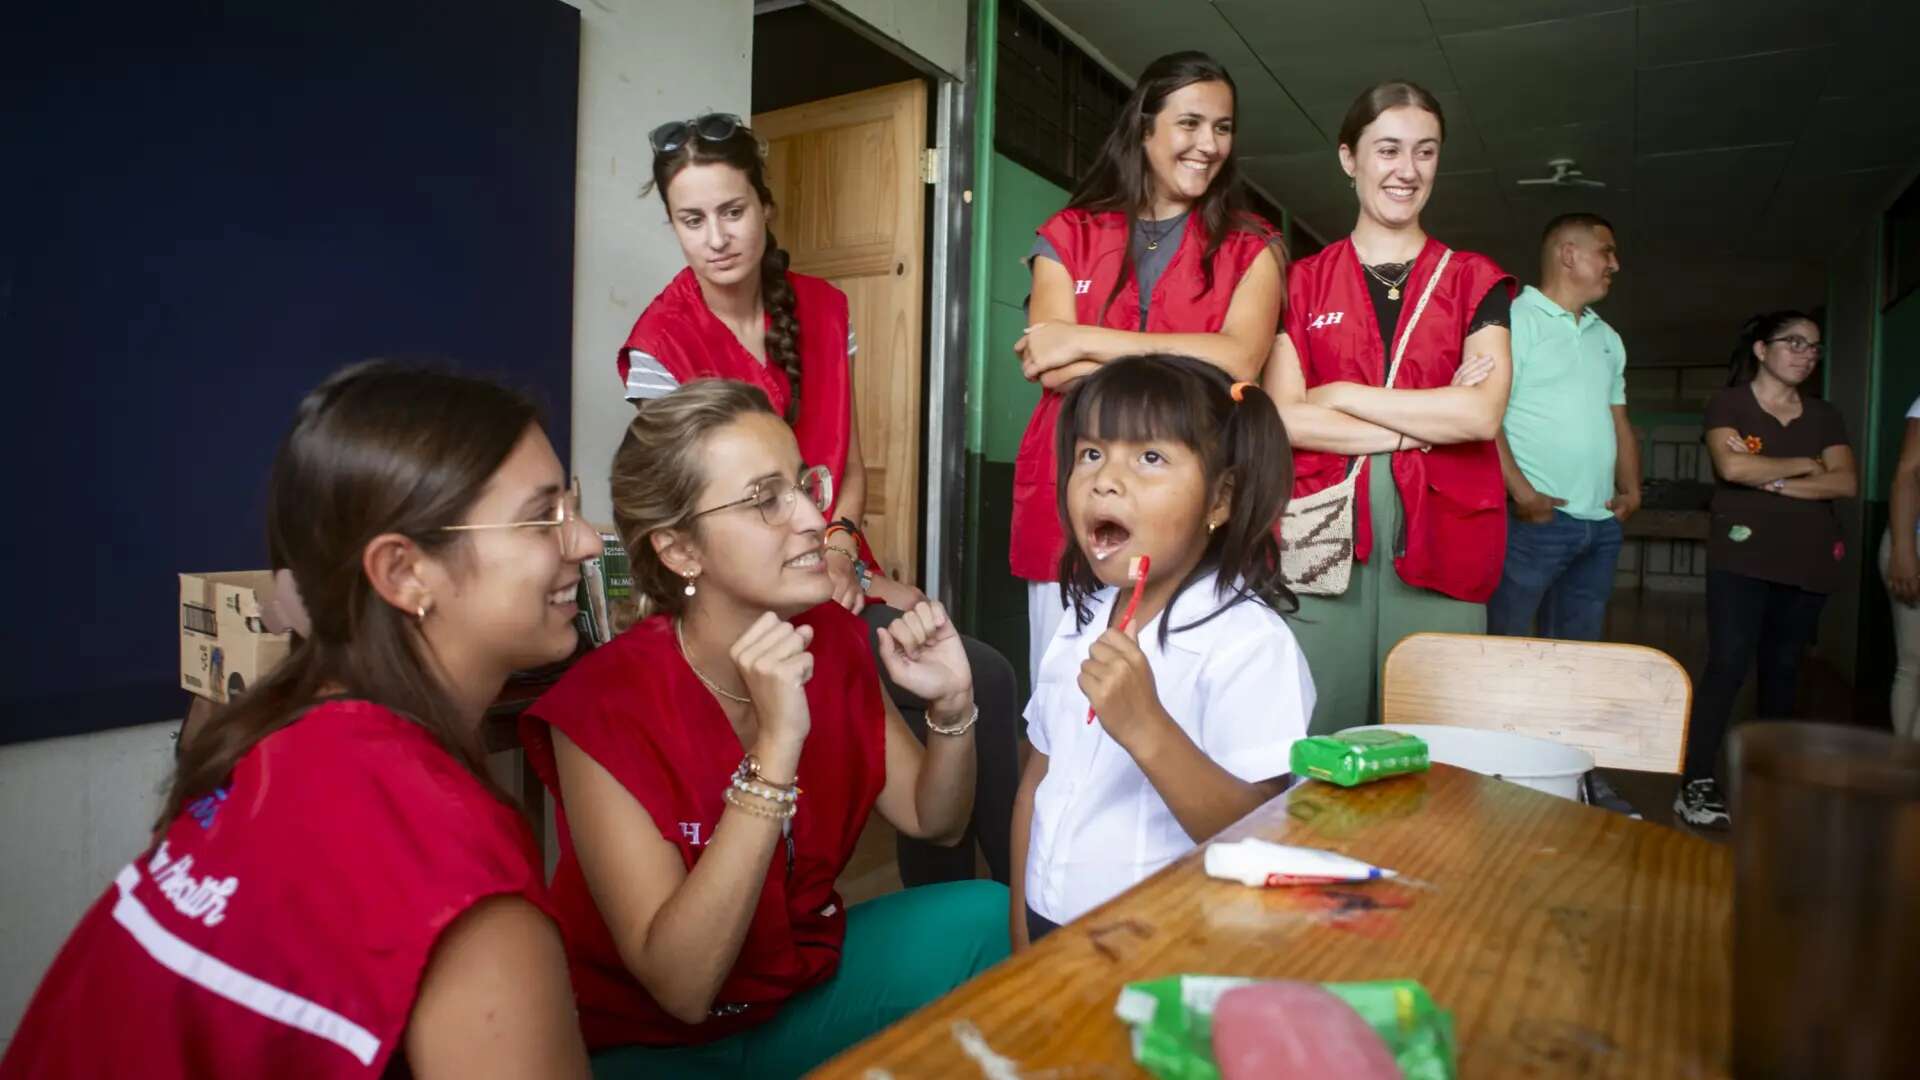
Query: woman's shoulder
1040,205,1124,239
1440,247,1513,286
1227,210,1281,243
630,268,705,339
1289,241,1344,276
251,700,524,842
1801,394,1851,434
786,271,850,321
1702,384,1749,424
543,616,673,702
1210,585,1300,644
785,270,843,301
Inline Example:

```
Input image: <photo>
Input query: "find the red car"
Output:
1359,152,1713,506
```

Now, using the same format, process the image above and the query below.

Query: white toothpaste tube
1204,837,1396,887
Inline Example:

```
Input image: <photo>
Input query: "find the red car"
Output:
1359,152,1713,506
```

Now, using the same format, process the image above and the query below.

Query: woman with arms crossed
1262,80,1515,731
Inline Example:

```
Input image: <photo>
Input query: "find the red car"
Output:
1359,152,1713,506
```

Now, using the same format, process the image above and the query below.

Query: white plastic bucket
1338,724,1596,801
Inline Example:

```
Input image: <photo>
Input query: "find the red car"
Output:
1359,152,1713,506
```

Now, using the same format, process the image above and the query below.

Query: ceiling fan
1516,158,1608,189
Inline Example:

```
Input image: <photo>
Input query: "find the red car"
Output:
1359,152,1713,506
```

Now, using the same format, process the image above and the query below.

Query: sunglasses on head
649,113,745,154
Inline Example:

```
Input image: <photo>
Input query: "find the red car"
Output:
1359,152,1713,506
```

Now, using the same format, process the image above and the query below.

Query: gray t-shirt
1029,211,1189,331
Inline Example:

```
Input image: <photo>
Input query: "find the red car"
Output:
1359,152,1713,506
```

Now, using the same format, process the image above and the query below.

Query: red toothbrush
1089,554,1150,724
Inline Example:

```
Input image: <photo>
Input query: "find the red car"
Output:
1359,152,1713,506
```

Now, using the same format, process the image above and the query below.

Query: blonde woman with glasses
520,381,1007,1077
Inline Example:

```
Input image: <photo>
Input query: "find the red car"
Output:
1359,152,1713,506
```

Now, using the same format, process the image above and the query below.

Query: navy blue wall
1,0,580,744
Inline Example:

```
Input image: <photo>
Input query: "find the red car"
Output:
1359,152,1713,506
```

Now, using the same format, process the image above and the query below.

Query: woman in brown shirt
1677,310,1858,827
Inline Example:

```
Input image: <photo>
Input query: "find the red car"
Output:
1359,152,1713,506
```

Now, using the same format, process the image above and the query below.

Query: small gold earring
1208,520,1219,534
683,571,698,598
415,598,432,620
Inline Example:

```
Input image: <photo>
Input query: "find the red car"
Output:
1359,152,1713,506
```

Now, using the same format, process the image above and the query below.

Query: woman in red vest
1261,81,1516,731
522,380,1007,1076
618,114,1019,888
3,365,595,1079
1012,50,1285,676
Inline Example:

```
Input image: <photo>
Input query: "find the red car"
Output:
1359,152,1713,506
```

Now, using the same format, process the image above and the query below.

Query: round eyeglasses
690,466,833,527
439,476,590,559
1765,335,1823,357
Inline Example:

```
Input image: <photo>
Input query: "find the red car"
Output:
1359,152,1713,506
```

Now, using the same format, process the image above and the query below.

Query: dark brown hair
611,379,780,621
1337,80,1447,153
1729,310,1817,386
1054,354,1297,643
1068,50,1281,324
160,363,538,828
651,125,802,424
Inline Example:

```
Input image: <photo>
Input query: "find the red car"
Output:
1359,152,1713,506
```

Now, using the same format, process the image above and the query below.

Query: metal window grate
993,0,1291,234
995,0,1125,191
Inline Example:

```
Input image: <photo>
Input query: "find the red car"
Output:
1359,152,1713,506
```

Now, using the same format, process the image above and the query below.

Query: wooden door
754,80,927,585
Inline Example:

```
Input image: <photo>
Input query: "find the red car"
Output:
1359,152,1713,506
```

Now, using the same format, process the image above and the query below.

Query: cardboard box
179,571,294,703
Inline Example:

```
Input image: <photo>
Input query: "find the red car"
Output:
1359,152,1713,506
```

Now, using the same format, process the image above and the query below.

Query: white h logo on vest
1074,279,1092,295
1308,311,1345,330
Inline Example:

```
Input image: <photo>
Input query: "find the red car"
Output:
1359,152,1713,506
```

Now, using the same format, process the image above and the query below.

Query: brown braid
759,231,803,423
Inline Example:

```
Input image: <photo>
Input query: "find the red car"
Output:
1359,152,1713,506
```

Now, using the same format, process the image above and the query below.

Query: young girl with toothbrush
1010,354,1315,947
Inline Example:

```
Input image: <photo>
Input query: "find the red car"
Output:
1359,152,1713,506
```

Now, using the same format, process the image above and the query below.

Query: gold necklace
1362,260,1413,301
675,618,751,704
1139,213,1182,252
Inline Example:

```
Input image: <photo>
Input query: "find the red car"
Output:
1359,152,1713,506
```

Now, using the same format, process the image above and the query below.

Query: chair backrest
1381,632,1692,774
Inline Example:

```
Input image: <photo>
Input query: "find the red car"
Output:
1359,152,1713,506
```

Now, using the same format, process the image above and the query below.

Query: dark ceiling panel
1749,166,1909,258
1443,10,1634,131
1259,41,1457,105
1635,48,1832,156
1635,144,1793,235
1419,0,1629,38
1214,0,1435,52
1032,0,1324,157
1441,8,1633,89
1635,0,1833,69
1784,89,1920,177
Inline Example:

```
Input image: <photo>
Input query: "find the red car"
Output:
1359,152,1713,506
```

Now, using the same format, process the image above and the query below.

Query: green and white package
1113,974,1456,1080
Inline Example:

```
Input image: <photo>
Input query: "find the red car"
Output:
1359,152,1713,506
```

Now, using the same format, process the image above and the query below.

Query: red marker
1089,554,1149,724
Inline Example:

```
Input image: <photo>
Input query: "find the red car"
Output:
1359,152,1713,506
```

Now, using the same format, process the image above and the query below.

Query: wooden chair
1381,632,1692,773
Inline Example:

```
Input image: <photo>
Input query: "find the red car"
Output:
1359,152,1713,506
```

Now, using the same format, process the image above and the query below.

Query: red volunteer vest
619,268,877,567
1284,237,1515,602
520,604,886,1050
0,701,550,1079
1010,208,1278,581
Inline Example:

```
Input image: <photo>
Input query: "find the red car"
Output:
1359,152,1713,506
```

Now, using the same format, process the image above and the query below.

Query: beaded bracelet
731,775,799,804
926,702,980,737
723,786,796,821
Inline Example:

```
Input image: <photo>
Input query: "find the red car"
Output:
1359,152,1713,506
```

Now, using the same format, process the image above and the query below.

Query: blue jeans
1487,511,1624,641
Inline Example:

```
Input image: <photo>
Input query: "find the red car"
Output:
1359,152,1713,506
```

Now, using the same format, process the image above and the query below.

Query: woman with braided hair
619,114,1021,888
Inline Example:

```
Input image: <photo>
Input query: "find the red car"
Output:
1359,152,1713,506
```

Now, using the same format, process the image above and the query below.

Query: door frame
778,0,973,606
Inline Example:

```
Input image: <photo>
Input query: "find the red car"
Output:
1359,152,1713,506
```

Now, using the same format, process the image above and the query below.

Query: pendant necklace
1363,260,1413,301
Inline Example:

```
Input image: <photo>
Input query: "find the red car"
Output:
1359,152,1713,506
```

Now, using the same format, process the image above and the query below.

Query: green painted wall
962,152,1068,694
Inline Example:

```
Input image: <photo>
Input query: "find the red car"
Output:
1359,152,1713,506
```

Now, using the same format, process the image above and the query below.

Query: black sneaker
1674,778,1729,829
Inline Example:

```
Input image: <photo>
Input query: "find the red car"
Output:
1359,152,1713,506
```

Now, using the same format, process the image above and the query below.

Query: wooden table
816,765,1732,1078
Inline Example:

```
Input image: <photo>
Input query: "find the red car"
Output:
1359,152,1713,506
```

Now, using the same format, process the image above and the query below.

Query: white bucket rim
1338,724,1596,781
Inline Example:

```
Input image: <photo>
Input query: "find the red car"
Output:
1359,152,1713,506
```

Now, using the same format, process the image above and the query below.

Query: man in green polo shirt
1488,213,1641,640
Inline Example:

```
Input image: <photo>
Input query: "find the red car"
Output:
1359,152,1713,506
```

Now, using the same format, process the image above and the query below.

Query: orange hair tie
1229,381,1256,403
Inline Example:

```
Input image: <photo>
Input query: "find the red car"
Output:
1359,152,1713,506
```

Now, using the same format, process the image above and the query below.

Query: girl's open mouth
1086,517,1132,562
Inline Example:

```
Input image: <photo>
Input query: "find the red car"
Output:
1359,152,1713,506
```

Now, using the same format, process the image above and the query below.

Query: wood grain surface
814,765,1732,1079
1383,633,1693,774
